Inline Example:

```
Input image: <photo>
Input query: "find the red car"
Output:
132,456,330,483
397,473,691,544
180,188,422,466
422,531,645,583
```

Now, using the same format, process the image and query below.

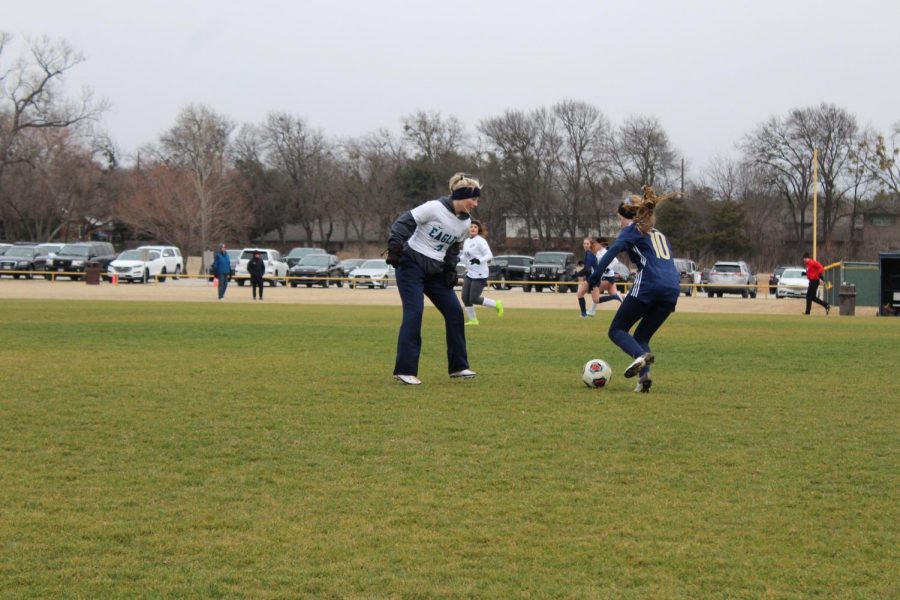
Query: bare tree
261,112,332,246
116,105,246,265
742,104,859,251
339,130,406,250
0,33,107,238
232,124,286,244
742,114,814,243
860,122,900,196
608,115,678,190
551,99,612,239
479,108,559,250
401,110,466,165
156,104,237,255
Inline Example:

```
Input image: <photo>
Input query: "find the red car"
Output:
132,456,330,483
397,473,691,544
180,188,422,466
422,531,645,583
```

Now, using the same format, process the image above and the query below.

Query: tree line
2,34,899,269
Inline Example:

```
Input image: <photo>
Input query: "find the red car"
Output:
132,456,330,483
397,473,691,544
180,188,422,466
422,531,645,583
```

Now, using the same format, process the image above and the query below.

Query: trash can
84,261,102,285
838,283,856,316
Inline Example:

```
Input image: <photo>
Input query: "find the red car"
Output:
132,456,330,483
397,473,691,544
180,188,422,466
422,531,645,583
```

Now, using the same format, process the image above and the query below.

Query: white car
349,259,395,289
108,249,167,283
136,245,183,281
235,248,288,286
775,267,809,299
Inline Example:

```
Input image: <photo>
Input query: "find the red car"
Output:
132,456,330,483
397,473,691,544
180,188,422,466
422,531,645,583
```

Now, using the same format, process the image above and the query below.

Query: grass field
1,299,897,598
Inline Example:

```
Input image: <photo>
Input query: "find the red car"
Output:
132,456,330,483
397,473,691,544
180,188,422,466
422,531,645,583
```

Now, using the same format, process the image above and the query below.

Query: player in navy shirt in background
589,186,680,393
576,237,601,317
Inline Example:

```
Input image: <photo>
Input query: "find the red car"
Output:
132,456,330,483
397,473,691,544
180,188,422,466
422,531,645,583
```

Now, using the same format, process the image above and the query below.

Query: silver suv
705,261,758,298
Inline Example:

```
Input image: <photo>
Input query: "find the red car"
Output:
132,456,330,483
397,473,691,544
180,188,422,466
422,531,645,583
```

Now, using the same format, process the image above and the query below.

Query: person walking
461,220,503,325
385,173,482,385
247,250,266,301
802,252,831,315
589,186,681,393
211,243,232,300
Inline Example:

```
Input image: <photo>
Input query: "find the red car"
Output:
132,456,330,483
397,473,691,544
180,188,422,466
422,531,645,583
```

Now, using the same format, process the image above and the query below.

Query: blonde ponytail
627,185,678,235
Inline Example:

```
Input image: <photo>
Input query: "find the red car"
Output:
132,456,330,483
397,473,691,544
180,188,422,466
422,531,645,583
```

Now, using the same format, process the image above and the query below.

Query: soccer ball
582,359,612,388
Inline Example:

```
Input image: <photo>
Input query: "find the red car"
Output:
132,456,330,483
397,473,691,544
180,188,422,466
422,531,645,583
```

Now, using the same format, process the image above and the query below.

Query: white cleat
449,369,477,379
393,374,422,385
624,352,654,378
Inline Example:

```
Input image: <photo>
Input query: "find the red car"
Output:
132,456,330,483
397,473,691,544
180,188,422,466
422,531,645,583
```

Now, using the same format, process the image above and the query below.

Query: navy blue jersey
583,249,598,271
590,223,680,303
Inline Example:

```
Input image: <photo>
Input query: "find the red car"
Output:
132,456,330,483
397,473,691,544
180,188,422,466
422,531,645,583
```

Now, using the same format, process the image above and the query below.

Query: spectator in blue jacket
211,243,232,300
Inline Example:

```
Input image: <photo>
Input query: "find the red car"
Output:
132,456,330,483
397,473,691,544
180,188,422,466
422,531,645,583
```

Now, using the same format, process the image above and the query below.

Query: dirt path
0,277,863,317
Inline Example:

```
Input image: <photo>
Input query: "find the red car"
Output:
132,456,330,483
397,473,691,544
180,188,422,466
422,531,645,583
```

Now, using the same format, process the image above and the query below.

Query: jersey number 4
649,231,671,260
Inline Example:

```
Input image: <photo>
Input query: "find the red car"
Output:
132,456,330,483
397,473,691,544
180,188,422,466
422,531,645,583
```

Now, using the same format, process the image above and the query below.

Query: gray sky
5,0,899,172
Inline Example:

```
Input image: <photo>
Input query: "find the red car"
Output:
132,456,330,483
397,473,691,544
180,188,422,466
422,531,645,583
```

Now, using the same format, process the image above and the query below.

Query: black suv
488,255,533,290
0,245,42,279
528,251,578,292
48,242,117,280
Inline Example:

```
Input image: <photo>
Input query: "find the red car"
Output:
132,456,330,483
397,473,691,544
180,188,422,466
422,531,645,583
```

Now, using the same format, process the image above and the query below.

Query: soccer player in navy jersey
385,173,482,385
588,186,680,393
576,237,601,317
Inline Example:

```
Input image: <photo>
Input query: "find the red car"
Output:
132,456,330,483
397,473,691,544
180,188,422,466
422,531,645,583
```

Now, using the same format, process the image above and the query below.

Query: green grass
0,299,897,599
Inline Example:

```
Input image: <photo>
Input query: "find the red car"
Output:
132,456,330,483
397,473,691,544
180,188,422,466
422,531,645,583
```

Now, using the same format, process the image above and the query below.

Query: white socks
482,298,497,308
465,306,477,320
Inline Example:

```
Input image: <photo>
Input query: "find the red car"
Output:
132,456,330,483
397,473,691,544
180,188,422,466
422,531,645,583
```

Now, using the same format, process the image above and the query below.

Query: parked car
234,248,288,286
528,251,577,292
488,255,533,290
769,265,803,294
673,258,701,297
0,245,41,278
339,258,367,278
289,253,343,287
107,248,167,283
32,243,64,273
0,244,12,255
207,249,240,281
705,260,758,298
349,259,395,289
609,261,632,284
48,242,117,280
775,267,810,299
134,245,183,281
285,247,326,268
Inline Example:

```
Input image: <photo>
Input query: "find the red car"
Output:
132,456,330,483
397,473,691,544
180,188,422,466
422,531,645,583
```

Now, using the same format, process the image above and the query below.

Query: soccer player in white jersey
386,173,482,385
460,220,503,325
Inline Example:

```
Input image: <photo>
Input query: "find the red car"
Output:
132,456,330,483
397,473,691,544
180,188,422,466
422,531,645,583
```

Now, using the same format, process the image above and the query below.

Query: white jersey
462,235,493,279
596,247,621,278
407,200,471,261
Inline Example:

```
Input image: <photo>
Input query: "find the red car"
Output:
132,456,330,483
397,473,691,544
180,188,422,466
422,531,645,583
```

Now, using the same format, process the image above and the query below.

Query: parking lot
0,276,866,316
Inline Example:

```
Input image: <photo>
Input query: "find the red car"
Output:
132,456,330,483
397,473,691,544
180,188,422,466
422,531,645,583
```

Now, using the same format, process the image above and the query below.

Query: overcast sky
5,0,899,173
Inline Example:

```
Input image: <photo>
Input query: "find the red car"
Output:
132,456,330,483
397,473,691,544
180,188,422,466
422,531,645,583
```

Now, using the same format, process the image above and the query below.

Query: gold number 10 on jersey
649,231,671,260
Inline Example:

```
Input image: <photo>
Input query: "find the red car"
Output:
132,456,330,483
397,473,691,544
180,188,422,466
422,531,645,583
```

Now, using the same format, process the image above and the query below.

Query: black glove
469,258,480,265
443,269,459,288
385,240,403,267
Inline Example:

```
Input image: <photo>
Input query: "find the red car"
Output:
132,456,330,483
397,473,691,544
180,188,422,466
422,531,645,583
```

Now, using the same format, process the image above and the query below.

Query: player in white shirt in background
589,236,625,312
460,220,504,325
